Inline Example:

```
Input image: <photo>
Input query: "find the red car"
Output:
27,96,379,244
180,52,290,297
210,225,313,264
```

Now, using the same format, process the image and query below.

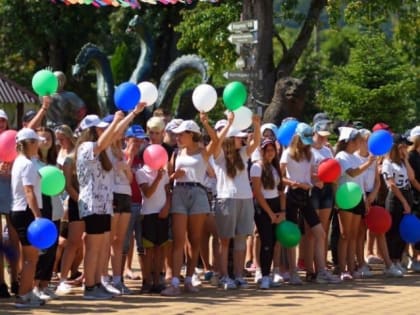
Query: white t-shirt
136,166,169,215
280,148,314,185
250,162,280,199
335,151,365,191
174,150,207,184
382,159,409,189
356,152,377,193
311,146,333,173
110,151,132,196
213,146,253,199
11,155,42,211
76,142,113,217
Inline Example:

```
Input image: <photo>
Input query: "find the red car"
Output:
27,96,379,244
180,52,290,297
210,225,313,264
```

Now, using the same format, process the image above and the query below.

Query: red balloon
365,206,392,234
0,130,18,162
143,144,168,170
317,158,341,183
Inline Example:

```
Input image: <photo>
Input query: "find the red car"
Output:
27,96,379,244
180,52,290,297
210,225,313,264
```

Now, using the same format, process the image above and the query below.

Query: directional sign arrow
223,71,258,81
227,32,258,45
227,20,258,33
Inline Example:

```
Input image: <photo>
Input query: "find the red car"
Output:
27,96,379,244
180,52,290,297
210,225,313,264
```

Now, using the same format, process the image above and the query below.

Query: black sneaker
150,284,166,294
305,272,317,282
11,281,19,296
0,283,11,298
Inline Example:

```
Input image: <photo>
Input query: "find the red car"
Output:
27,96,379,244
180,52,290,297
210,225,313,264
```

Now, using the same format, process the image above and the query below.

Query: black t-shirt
408,150,420,189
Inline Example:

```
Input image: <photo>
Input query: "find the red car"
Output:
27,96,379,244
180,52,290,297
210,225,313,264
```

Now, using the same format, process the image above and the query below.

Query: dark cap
393,133,412,145
260,138,276,149
313,112,330,124
22,110,37,123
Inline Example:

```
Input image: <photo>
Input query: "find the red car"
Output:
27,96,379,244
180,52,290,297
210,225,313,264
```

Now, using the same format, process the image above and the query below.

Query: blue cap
296,122,313,145
102,114,114,124
125,125,148,139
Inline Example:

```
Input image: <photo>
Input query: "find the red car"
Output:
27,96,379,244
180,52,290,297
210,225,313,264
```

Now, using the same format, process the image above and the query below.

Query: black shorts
83,214,111,234
113,193,131,214
10,207,36,246
286,188,320,229
311,184,334,210
60,221,69,238
142,213,169,248
340,199,366,216
68,198,81,222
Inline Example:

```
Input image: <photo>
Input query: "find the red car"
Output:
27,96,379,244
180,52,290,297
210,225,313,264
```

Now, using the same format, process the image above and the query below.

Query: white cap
410,126,420,141
165,118,183,132
215,119,228,131
0,109,8,120
79,115,109,130
16,128,44,142
226,127,248,138
172,120,201,134
260,123,277,136
338,127,359,142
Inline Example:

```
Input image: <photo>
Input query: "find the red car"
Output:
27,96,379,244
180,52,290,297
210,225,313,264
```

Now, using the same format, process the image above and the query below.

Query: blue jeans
123,203,143,255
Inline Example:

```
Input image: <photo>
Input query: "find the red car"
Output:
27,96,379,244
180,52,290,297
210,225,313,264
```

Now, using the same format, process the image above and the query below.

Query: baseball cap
22,110,37,123
125,125,148,139
296,123,313,145
313,112,330,124
214,119,228,131
359,128,372,138
172,120,201,134
165,119,183,132
146,116,165,132
16,128,45,142
226,127,247,138
338,127,359,142
0,109,8,120
102,114,114,124
409,126,420,142
372,122,391,132
79,114,109,130
313,120,331,137
260,123,277,136
393,133,412,145
260,138,276,149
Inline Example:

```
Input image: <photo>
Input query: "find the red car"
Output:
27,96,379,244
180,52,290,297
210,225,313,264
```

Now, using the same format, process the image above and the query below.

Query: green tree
318,33,416,130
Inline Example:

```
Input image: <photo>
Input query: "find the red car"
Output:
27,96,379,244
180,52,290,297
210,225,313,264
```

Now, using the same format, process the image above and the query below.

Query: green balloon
336,182,363,210
32,70,58,96
275,220,301,248
39,166,65,196
223,81,247,110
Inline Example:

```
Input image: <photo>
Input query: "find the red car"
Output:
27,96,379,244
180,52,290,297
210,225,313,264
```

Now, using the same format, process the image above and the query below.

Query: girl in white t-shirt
281,123,339,285
335,127,376,280
10,128,45,307
136,160,170,293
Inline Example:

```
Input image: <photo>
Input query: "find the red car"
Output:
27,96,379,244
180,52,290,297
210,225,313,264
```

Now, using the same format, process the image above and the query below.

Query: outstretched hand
114,110,125,122
199,112,209,125
134,102,146,115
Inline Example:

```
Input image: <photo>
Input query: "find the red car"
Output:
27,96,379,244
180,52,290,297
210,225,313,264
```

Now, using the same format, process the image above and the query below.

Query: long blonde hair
288,135,312,162
222,137,245,178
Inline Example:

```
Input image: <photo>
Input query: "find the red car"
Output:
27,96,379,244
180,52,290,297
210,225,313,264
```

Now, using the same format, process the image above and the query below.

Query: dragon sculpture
71,15,208,122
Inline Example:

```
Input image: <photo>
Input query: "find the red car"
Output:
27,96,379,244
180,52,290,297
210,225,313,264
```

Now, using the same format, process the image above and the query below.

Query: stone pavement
2,271,420,315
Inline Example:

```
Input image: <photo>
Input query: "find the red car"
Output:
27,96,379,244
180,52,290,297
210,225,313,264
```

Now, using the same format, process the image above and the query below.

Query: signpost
227,32,258,45
227,20,258,33
223,70,263,82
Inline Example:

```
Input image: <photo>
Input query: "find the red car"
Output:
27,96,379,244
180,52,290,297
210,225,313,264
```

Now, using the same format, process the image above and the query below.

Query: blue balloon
27,218,58,250
276,119,298,146
368,130,393,155
114,82,141,111
399,214,420,243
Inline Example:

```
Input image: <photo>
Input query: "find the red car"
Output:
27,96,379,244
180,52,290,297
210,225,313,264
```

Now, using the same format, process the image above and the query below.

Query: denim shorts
311,184,333,210
0,176,11,214
171,185,210,215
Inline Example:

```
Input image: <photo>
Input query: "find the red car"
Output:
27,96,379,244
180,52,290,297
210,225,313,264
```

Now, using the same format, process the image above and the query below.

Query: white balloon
231,106,253,131
192,84,217,112
138,81,158,106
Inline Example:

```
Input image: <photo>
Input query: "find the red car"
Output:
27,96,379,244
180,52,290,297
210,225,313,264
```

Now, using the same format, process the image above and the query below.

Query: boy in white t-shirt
136,163,170,293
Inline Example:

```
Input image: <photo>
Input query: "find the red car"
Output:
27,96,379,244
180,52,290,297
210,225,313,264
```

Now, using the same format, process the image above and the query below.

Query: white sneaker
42,287,59,299
194,267,204,275
220,276,237,290
56,282,72,295
316,269,341,284
272,273,284,287
192,273,202,287
260,276,271,290
234,277,249,289
395,262,407,274
15,291,45,308
33,287,51,301
254,269,262,284
357,264,374,278
102,282,121,295
384,264,403,278
113,282,132,295
289,272,303,285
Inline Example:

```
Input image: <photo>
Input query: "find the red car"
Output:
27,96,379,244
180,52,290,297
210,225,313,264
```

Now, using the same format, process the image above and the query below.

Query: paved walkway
3,271,420,315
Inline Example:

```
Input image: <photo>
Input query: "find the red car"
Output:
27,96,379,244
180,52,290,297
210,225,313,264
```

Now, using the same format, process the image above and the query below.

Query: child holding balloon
10,128,46,307
335,127,376,280
75,103,144,300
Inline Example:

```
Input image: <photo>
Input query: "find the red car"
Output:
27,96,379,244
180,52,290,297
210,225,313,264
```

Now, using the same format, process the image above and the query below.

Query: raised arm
213,111,234,159
94,111,125,155
200,112,218,160
114,102,146,137
246,115,261,156
27,96,51,130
